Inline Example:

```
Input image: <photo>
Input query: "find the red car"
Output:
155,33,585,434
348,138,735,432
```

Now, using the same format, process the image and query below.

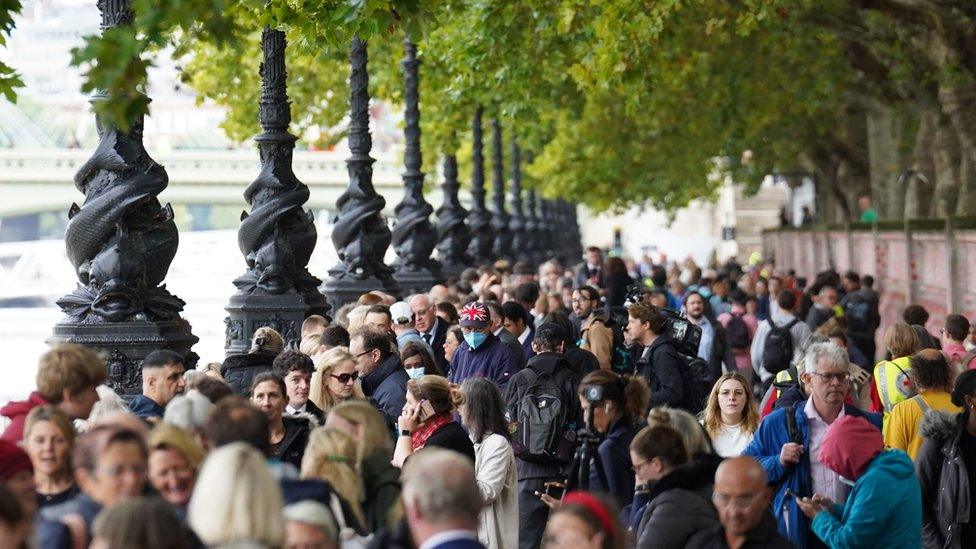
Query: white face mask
405,367,425,380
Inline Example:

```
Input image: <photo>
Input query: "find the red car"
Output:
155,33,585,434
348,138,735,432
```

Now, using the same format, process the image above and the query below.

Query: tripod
565,409,607,491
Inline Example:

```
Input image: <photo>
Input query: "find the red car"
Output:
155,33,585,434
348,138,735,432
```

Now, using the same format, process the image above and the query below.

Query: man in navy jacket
351,328,408,431
448,302,518,389
743,342,881,548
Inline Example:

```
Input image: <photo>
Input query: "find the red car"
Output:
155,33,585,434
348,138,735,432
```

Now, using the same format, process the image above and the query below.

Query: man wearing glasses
573,285,613,371
743,343,881,549
350,328,408,432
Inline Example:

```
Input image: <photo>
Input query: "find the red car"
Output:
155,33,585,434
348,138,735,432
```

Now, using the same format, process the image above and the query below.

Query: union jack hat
459,301,490,328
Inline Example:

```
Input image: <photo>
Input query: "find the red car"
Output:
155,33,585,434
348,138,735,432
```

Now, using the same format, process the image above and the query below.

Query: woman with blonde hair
188,442,284,548
23,405,77,508
327,401,399,532
647,406,713,456
147,422,205,509
301,427,366,535
700,372,759,457
874,321,920,422
392,375,473,467
309,347,365,414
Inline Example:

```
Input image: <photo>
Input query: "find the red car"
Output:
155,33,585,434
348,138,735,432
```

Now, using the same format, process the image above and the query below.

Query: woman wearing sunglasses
309,347,366,415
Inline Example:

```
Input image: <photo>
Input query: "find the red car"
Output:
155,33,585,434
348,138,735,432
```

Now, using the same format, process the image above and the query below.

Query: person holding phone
392,375,474,467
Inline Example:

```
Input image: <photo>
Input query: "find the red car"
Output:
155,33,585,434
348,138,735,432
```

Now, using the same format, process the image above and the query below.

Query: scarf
411,412,453,451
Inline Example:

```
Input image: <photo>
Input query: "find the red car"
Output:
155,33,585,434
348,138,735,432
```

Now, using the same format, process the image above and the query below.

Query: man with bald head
688,457,792,548
410,293,449,373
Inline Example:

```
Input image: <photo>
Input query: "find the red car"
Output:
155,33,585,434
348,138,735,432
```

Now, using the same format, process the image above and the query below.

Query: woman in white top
701,372,759,457
459,378,518,549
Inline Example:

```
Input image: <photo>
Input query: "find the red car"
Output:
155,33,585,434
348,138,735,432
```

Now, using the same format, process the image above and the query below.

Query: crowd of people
0,247,974,548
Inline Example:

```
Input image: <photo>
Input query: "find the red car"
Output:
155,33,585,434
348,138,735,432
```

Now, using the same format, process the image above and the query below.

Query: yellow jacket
874,355,916,431
884,390,960,460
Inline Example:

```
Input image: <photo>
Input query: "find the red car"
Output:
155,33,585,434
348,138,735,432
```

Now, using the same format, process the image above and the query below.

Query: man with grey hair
401,448,485,549
283,500,339,549
410,293,449,373
743,342,881,548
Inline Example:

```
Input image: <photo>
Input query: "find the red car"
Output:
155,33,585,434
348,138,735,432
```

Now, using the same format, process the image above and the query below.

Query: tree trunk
905,111,937,218
939,83,976,216
867,101,909,219
932,116,960,217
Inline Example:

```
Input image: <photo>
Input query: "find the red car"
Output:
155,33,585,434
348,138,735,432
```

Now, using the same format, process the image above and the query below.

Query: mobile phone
418,399,436,422
544,484,566,499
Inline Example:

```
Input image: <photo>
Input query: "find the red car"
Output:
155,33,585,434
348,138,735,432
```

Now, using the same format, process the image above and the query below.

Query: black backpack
726,313,750,350
677,352,713,414
763,318,800,374
507,364,578,464
643,340,712,414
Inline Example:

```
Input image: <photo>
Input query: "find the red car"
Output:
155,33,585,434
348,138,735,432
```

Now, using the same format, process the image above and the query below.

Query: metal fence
763,218,976,343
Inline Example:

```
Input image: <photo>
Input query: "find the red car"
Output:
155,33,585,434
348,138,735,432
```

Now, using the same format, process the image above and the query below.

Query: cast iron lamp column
321,36,400,306
223,24,330,356
52,0,197,396
391,39,442,293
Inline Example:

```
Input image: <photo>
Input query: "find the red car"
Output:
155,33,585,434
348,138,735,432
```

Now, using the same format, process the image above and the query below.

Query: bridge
0,147,456,219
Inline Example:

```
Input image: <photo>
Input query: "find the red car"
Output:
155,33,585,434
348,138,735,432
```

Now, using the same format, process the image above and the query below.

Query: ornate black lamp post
537,198,554,262
52,0,197,396
223,25,331,356
525,187,542,265
435,153,472,280
466,107,493,266
322,36,400,306
391,39,442,294
569,201,584,260
508,137,531,266
490,118,512,261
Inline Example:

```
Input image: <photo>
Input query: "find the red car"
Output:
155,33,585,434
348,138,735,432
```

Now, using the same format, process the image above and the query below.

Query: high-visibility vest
874,356,916,429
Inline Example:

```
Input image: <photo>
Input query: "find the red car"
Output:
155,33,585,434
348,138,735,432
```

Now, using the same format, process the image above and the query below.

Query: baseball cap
459,302,490,329
390,301,414,325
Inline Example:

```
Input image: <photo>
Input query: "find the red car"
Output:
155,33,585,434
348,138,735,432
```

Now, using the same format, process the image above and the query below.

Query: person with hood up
916,369,976,548
221,326,284,395
797,414,921,548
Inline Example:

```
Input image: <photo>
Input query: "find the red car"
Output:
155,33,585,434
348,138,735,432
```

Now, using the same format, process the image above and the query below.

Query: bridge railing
763,217,976,345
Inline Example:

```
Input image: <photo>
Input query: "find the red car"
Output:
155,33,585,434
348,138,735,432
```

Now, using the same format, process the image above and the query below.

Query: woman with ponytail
576,370,649,508
917,369,976,548
392,375,474,467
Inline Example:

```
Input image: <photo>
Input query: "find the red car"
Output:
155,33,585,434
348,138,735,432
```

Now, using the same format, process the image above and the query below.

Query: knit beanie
0,440,33,480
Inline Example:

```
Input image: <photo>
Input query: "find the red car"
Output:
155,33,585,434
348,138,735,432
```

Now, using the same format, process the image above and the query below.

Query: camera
583,385,604,403
623,284,702,357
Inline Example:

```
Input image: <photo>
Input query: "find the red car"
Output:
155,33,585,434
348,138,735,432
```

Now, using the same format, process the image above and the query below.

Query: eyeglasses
414,306,432,316
809,371,850,383
354,349,375,358
631,460,649,473
330,371,360,384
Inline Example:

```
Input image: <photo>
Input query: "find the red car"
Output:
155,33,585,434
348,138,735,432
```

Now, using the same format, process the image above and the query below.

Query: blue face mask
464,331,488,349
405,367,425,380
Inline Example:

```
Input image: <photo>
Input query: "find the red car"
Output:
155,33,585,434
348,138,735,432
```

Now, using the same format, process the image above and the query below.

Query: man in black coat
486,301,526,369
628,303,695,411
410,293,449,374
686,457,793,548
503,323,580,549
351,328,408,432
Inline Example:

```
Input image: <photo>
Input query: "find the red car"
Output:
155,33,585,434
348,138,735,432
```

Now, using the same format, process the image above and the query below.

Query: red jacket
0,392,48,443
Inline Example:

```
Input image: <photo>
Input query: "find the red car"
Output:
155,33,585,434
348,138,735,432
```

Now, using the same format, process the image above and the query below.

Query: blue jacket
129,394,165,420
521,328,536,361
362,353,409,431
742,402,882,548
811,450,921,548
448,333,518,389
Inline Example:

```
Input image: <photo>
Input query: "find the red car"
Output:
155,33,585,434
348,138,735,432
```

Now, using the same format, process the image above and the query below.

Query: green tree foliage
0,0,23,101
